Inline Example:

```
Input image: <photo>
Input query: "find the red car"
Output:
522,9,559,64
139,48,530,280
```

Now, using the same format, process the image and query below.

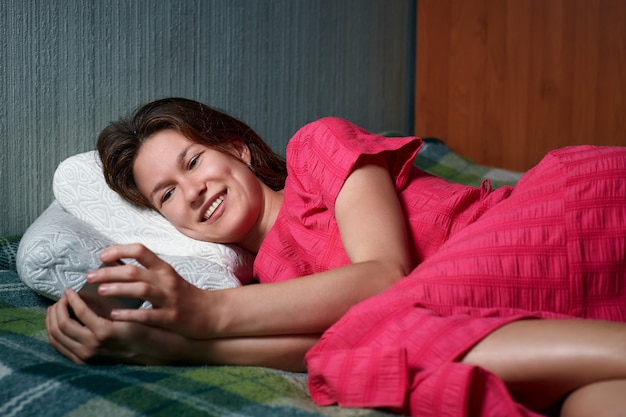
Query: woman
47,97,626,417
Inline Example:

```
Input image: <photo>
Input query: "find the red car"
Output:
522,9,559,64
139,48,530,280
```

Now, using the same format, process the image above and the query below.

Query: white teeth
203,194,225,220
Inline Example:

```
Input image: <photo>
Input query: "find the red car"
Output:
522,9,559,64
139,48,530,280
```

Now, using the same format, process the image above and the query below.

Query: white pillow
52,151,254,280
18,201,113,300
17,201,248,301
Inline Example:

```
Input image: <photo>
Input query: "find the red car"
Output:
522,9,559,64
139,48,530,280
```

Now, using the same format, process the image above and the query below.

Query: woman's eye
189,155,199,169
162,188,174,204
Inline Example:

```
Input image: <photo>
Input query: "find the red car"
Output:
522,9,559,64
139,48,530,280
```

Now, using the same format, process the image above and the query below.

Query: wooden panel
415,0,626,171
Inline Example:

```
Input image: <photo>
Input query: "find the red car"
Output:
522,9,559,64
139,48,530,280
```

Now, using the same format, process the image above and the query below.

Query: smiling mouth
202,192,226,221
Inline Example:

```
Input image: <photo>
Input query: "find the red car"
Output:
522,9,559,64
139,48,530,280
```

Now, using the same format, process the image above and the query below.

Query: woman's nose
182,178,206,204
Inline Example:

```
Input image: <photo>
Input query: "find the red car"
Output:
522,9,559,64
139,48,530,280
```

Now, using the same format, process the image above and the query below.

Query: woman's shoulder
286,116,405,160
298,116,360,131
284,118,357,173
284,117,422,195
287,117,360,148
286,116,421,163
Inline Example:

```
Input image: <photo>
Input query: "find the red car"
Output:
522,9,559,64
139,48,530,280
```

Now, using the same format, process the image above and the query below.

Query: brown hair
97,97,287,208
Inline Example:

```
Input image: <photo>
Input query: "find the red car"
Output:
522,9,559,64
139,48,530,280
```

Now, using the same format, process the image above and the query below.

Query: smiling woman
97,98,287,211
46,97,626,417
131,128,279,250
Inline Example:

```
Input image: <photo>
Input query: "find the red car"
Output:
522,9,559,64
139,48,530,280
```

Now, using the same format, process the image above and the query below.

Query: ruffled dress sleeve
284,116,422,212
253,117,422,283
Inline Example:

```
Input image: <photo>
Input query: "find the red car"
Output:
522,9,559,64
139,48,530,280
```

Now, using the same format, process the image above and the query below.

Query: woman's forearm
138,328,319,371
188,334,319,371
209,259,405,338
91,245,405,342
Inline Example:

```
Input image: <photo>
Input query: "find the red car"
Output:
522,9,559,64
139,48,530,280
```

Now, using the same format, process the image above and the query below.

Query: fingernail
86,271,96,282
98,284,109,294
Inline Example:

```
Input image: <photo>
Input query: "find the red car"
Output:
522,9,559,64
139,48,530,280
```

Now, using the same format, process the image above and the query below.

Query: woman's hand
46,288,317,370
46,288,182,364
83,243,217,339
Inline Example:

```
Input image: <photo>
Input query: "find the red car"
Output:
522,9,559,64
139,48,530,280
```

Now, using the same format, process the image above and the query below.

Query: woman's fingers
66,288,112,333
110,304,173,325
46,292,102,363
85,243,175,303
46,287,193,365
99,243,166,270
46,298,85,364
71,243,211,338
46,290,145,363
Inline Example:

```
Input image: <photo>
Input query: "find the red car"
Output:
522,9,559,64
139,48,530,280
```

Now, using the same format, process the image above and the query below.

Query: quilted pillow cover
17,201,250,300
53,151,253,265
17,151,255,300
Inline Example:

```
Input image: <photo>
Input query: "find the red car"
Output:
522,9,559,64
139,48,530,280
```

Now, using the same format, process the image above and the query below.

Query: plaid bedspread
0,140,522,417
1,235,394,417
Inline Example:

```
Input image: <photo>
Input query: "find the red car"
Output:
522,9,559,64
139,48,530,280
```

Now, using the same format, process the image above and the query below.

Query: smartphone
77,261,144,318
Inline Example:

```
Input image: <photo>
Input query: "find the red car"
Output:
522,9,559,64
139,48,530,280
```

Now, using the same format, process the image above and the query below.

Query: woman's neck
239,187,284,254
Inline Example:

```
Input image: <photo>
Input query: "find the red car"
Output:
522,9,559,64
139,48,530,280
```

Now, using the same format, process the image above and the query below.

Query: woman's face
133,129,265,244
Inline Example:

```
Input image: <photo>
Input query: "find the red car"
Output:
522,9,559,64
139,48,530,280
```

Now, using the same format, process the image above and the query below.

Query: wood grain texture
415,0,626,171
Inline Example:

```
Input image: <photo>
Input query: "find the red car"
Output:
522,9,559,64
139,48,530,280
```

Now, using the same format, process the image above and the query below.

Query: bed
0,138,522,417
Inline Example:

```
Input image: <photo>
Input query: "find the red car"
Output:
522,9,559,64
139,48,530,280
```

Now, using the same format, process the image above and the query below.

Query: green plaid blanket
0,140,521,417
0,237,391,417
414,138,522,188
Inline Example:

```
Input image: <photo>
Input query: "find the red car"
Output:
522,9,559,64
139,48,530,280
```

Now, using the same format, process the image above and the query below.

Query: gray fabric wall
1,0,414,237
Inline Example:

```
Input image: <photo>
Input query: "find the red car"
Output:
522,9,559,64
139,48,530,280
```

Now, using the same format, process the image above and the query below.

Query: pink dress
253,117,626,417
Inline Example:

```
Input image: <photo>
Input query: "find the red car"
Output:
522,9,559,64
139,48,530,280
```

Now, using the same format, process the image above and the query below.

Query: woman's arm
92,155,412,339
47,289,318,371
213,155,412,337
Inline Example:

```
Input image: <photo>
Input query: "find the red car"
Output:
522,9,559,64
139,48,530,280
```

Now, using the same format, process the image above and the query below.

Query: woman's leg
461,319,626,412
560,379,626,417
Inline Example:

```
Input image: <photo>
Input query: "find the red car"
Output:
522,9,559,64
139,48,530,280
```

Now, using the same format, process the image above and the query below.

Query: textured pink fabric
254,117,513,282
254,116,422,282
253,118,626,416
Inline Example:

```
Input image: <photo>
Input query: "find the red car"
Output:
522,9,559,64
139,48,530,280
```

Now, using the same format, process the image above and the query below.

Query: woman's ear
231,140,252,164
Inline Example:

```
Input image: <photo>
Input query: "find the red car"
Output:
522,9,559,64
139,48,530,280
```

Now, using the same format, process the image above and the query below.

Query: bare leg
461,319,626,411
560,379,626,417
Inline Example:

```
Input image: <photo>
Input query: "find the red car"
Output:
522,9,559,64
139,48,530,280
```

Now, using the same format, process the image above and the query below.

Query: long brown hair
97,97,287,208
